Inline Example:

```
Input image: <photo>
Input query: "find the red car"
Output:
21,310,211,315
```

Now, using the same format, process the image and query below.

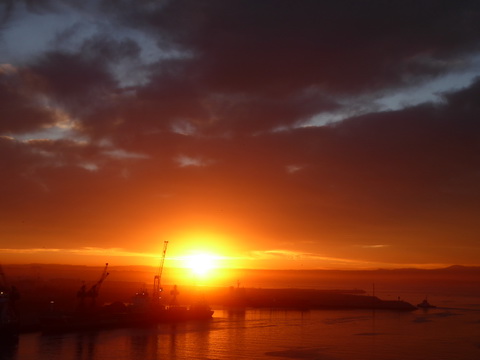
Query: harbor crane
77,263,109,310
153,241,168,305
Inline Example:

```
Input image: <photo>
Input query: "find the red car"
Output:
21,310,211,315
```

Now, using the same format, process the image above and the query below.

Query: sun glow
183,253,217,277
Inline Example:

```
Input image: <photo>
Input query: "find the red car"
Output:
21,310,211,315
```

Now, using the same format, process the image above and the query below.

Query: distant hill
3,263,480,291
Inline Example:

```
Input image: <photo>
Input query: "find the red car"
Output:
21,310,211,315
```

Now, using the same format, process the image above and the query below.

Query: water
3,304,480,360
3,281,480,360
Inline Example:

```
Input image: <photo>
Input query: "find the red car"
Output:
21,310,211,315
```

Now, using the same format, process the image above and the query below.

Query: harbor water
3,294,480,360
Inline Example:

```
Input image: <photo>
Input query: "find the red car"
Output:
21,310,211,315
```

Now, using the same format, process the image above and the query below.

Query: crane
153,241,168,305
77,263,109,310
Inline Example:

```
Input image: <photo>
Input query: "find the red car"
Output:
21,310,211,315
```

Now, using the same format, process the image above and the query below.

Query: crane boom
153,241,168,305
85,263,109,308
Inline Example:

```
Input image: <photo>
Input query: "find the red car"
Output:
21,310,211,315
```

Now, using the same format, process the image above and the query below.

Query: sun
184,253,216,277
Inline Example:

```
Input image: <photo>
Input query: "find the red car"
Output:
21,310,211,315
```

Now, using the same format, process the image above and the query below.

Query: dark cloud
30,51,117,113
134,0,480,93
78,34,141,64
5,0,480,135
0,67,55,133
91,0,480,135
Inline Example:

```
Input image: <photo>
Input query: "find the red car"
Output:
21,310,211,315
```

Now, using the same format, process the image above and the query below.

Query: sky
1,0,480,271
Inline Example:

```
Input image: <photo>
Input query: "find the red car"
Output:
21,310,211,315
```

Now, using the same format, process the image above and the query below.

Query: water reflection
166,320,213,359
126,320,214,360
75,332,98,360
39,333,65,359
128,329,158,360
10,308,480,360
224,309,247,357
184,321,211,357
227,309,246,319
169,324,178,360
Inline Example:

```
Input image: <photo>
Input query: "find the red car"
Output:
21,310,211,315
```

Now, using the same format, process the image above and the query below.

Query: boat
417,297,436,309
162,302,214,321
128,284,214,323
40,283,213,333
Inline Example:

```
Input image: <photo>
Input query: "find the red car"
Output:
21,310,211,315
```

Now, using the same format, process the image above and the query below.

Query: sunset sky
1,0,480,271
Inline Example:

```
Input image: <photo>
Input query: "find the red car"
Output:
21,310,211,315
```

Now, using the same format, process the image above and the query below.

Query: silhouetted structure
417,296,436,309
76,263,109,311
40,256,213,333
170,284,179,306
0,265,20,340
152,241,169,306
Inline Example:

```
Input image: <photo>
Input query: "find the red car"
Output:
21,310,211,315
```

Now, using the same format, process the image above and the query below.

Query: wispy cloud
103,149,150,160
249,249,370,266
357,244,391,249
285,164,305,174
175,154,214,168
247,249,453,270
0,247,155,258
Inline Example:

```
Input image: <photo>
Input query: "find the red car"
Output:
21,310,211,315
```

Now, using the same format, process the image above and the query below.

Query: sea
2,278,480,360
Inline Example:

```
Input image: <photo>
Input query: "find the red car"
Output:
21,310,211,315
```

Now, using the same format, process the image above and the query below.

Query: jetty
223,287,416,311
